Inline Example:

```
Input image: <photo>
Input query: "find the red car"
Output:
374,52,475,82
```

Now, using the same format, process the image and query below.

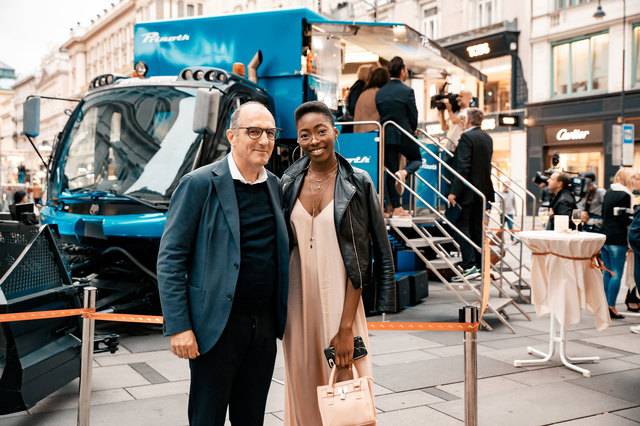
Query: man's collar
227,153,268,185
463,126,478,133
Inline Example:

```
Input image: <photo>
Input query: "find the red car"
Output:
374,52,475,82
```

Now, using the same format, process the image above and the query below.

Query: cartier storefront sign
544,121,603,146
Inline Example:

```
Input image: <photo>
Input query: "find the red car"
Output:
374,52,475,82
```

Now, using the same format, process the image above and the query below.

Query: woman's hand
330,327,355,369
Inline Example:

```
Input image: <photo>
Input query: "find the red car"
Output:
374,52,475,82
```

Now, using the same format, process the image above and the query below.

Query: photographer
576,171,605,232
438,90,472,152
547,172,577,230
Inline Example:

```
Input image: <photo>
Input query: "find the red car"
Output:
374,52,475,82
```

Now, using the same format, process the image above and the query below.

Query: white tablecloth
519,231,611,331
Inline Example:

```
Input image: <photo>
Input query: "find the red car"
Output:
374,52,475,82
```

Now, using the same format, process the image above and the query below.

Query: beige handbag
316,364,376,426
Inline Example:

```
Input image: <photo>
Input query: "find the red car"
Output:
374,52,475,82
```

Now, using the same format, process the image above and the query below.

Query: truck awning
307,21,487,83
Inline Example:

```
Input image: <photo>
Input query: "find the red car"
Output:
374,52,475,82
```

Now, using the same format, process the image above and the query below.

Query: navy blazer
375,79,418,146
157,155,289,355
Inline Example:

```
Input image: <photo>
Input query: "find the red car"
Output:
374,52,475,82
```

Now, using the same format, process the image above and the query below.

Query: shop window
477,0,494,28
187,4,195,16
552,32,608,97
633,24,640,87
422,7,438,40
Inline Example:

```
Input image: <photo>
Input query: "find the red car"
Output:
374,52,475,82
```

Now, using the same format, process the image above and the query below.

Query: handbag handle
327,363,360,387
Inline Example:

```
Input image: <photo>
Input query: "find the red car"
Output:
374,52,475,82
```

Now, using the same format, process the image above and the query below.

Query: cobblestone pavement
1,236,639,425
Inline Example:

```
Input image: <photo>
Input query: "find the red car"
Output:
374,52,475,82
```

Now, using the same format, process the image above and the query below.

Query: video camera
430,83,460,113
613,206,637,218
532,151,592,198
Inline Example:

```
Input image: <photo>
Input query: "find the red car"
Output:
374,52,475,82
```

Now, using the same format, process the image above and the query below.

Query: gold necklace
308,163,338,184
308,170,337,248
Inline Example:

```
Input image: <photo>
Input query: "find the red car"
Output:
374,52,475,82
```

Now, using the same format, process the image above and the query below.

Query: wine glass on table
571,209,582,234
538,207,549,229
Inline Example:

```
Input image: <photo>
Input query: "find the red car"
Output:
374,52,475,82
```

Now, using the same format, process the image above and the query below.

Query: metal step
473,297,513,311
427,256,461,269
406,236,454,248
387,215,437,228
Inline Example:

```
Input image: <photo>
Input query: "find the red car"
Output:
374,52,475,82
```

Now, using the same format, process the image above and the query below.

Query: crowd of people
542,168,640,331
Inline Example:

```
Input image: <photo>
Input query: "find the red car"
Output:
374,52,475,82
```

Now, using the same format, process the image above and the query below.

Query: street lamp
593,1,605,19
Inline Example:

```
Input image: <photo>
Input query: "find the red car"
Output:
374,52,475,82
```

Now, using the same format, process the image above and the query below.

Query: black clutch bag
323,336,368,368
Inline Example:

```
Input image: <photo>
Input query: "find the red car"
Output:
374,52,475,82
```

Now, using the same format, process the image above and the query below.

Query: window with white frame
552,32,609,96
422,7,438,40
477,0,494,28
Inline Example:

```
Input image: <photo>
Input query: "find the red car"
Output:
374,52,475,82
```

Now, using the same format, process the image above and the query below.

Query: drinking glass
538,207,549,228
571,209,582,233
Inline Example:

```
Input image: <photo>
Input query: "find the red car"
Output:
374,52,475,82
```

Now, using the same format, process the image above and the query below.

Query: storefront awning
308,20,487,83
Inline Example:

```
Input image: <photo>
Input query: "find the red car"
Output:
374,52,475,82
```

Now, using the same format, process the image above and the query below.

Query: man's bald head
458,90,472,108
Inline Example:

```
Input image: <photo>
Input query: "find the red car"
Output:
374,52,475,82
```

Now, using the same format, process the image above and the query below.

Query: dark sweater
233,180,277,313
600,188,632,246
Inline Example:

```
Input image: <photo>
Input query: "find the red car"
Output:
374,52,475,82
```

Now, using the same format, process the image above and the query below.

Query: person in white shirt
439,90,472,152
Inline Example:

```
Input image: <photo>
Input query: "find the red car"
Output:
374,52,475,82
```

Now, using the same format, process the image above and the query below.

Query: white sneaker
452,266,480,282
631,325,640,334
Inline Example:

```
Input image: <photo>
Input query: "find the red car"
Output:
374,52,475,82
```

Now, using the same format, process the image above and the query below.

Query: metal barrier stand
78,286,97,426
460,305,479,426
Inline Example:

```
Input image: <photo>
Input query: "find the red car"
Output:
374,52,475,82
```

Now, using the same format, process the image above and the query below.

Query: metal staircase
380,121,533,333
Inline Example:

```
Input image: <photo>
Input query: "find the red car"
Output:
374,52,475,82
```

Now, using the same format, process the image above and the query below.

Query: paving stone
423,343,495,358
421,387,460,401
553,413,640,425
579,324,640,337
615,406,640,422
368,332,443,355
373,355,518,392
375,390,444,412
372,349,438,366
130,362,169,384
91,365,150,391
265,381,284,414
436,376,529,399
119,333,171,353
28,389,134,414
94,349,176,367
619,354,640,365
375,405,462,425
568,369,640,404
373,383,394,396
145,357,190,382
125,380,190,399
0,394,190,426
495,366,581,386
581,334,640,354
430,382,635,425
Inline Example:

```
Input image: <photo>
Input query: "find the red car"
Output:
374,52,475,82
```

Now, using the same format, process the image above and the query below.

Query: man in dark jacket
376,56,422,217
157,102,289,425
547,171,577,230
447,108,495,279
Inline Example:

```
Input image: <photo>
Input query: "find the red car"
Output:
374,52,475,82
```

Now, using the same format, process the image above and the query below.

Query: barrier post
460,305,478,426
78,286,97,426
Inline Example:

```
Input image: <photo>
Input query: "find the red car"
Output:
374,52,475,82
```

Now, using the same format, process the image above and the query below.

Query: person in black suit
376,56,421,217
447,108,495,279
347,65,371,118
547,171,577,230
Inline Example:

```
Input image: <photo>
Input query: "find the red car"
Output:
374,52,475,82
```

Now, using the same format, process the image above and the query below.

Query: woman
353,67,390,133
600,167,636,319
281,101,395,425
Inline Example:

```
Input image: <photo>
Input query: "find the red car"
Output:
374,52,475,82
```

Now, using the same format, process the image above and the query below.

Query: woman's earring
292,145,301,160
335,138,341,154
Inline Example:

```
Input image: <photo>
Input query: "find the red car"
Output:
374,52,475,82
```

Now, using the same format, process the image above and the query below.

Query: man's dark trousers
188,307,277,426
455,196,484,271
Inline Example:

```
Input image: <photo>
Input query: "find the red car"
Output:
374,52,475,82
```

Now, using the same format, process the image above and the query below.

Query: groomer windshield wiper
54,189,168,212
106,189,169,212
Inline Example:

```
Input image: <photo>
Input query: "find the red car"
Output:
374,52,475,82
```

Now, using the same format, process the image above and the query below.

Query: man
447,108,495,280
439,89,472,152
376,56,421,217
547,171,577,230
577,171,605,232
157,102,289,425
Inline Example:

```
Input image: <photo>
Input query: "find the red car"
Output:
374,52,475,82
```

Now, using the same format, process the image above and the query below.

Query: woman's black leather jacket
281,154,396,313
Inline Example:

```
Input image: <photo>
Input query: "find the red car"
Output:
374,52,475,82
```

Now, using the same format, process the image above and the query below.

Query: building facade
527,0,640,207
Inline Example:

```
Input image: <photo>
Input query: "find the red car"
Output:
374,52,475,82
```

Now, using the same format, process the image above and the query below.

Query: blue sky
0,0,115,77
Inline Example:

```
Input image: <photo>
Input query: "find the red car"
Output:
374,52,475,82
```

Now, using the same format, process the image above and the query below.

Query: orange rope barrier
531,251,614,275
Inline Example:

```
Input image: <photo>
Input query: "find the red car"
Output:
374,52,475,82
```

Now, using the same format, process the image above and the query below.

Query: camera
430,83,460,113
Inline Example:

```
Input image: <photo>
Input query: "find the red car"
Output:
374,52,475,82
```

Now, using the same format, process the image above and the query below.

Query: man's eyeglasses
297,128,333,143
234,127,281,141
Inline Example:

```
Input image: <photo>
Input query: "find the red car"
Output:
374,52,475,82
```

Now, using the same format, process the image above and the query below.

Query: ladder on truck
381,121,533,333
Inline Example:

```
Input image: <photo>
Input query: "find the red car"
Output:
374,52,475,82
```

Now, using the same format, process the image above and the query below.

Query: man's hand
448,194,457,207
170,330,200,359
581,211,589,223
